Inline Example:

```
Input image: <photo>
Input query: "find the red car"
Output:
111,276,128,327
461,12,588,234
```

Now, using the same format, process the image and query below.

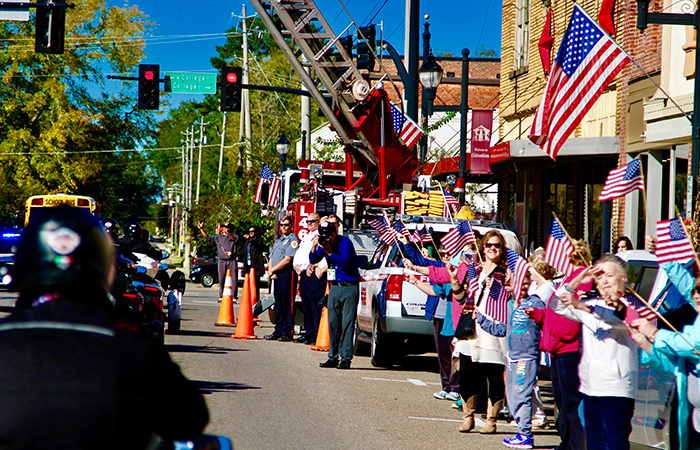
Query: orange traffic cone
232,273,257,339
250,268,261,326
215,269,236,327
311,306,330,351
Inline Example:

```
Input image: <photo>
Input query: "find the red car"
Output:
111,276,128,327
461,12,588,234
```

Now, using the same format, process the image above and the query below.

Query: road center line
362,376,440,386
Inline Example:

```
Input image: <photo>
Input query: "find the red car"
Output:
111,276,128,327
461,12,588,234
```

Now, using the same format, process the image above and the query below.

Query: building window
514,0,530,70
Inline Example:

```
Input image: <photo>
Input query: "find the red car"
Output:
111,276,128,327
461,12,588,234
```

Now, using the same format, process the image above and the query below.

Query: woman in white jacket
551,255,638,450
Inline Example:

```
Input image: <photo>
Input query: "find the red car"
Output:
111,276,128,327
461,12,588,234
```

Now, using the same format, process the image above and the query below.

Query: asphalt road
167,281,562,450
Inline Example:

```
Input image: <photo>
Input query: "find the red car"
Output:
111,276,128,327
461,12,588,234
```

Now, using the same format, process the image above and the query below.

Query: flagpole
675,206,700,270
382,210,406,260
638,158,649,236
553,212,700,355
576,3,691,124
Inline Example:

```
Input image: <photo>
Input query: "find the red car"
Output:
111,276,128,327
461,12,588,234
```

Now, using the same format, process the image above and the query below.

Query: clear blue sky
116,0,502,107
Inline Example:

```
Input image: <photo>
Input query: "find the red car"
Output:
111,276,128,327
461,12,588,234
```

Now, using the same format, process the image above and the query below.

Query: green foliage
475,46,497,58
155,24,327,246
0,0,162,223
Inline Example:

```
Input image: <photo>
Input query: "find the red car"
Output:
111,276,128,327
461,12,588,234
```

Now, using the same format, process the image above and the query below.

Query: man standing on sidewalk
311,221,360,369
197,222,240,303
293,213,325,344
265,216,299,342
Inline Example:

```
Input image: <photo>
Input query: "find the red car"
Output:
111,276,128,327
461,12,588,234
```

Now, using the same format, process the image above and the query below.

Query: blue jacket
310,235,360,283
641,260,696,450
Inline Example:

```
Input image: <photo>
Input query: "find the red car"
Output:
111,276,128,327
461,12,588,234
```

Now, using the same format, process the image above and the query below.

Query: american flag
412,225,432,244
507,248,532,303
391,103,424,149
254,164,276,204
466,263,479,301
656,217,696,264
620,294,658,326
598,159,644,202
268,176,281,207
442,189,461,216
482,278,510,324
440,220,477,257
368,216,399,245
528,4,630,160
544,218,574,276
391,220,411,239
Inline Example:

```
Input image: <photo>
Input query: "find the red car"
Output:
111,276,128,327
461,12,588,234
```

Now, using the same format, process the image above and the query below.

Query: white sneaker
433,390,448,400
445,392,460,401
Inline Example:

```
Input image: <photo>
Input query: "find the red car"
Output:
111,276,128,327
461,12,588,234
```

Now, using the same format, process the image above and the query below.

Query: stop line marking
409,417,518,428
362,377,440,386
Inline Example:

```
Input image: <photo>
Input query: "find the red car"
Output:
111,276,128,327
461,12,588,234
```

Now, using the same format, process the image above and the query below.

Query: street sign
164,72,216,94
0,0,29,21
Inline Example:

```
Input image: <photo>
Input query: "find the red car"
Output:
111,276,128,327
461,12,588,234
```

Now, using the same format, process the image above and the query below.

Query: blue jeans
582,395,634,450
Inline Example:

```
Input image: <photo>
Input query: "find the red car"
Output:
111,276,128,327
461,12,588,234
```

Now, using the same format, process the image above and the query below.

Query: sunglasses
306,220,317,224
484,243,502,249
248,230,255,233
280,223,291,227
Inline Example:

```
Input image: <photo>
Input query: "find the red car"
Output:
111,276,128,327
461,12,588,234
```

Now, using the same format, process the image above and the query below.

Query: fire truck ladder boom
249,0,379,166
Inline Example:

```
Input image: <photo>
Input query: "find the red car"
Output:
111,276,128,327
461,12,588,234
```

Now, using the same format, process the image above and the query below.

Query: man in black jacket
243,225,266,301
0,206,209,449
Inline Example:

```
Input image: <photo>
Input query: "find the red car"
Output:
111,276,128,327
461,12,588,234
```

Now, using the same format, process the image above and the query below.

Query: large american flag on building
254,164,281,206
391,103,424,149
656,217,696,264
598,159,645,202
528,4,630,160
507,248,532,302
545,218,575,276
440,220,477,257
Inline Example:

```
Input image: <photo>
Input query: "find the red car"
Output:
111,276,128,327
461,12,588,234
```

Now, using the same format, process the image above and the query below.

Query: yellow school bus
24,194,98,225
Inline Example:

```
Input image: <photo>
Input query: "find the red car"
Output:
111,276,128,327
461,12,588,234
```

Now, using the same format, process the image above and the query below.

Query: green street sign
164,72,217,94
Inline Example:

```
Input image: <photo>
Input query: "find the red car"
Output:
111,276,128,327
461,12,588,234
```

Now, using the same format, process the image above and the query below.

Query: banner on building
490,142,510,164
469,109,493,175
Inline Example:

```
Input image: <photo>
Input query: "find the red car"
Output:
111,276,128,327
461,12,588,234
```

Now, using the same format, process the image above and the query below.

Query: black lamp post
418,16,443,163
635,0,699,216
276,134,291,171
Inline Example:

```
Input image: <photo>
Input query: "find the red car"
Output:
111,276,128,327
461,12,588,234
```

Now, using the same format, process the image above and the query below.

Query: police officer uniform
268,232,299,340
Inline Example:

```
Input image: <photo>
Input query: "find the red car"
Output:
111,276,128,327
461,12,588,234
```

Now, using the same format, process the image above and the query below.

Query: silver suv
354,217,521,367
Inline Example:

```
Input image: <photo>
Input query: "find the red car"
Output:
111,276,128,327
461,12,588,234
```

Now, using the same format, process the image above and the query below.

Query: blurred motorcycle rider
103,218,138,263
121,221,163,261
0,206,209,448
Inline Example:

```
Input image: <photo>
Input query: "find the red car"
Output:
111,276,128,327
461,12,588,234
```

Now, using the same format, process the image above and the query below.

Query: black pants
272,270,297,338
217,260,238,299
328,284,359,362
551,351,584,450
433,318,459,393
459,353,505,403
299,273,323,340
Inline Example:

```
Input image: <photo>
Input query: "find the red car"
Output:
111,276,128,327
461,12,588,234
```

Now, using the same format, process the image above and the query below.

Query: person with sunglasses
265,217,299,341
243,225,266,302
292,213,325,344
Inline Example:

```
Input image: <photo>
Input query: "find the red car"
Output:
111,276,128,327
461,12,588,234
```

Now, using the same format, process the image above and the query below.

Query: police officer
292,213,326,344
311,220,361,369
0,205,209,448
264,216,299,341
197,221,240,303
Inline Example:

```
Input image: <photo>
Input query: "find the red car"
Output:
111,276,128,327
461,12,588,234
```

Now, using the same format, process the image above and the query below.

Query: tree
0,0,162,223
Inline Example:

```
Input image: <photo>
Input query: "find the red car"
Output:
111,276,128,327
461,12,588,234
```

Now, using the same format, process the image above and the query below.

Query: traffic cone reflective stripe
232,273,257,339
311,305,330,351
215,269,236,327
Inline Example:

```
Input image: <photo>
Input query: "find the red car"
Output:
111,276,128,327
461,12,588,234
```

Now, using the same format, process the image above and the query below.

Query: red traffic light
226,72,238,83
144,70,155,81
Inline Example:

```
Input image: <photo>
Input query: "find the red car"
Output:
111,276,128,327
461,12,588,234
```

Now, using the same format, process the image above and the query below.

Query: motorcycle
132,252,167,343
111,254,147,323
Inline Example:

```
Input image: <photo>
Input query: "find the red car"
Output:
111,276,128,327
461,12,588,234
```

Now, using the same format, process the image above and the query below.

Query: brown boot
458,395,477,433
479,398,504,434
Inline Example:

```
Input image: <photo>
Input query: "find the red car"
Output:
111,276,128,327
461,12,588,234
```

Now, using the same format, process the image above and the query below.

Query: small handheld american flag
598,159,644,202
656,217,696,264
544,218,574,276
440,220,477,257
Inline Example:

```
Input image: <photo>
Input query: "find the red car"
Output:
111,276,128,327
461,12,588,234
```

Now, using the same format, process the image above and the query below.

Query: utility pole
218,112,227,186
242,5,253,171
195,116,209,203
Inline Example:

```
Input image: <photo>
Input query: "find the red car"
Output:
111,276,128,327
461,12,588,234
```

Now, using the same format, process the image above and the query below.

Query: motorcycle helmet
125,221,143,240
103,218,120,240
11,205,115,295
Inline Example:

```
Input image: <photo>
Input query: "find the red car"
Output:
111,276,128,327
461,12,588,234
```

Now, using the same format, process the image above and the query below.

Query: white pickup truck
354,216,522,367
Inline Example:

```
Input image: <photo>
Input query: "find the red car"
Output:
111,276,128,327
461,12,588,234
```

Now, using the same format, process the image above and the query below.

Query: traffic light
138,64,160,110
35,1,66,54
356,25,376,71
333,36,353,62
221,66,242,112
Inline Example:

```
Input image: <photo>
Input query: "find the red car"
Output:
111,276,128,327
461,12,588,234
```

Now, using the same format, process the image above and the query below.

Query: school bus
24,194,98,225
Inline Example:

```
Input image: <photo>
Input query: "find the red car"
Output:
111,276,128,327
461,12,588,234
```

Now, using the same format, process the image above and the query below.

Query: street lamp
418,16,443,163
635,0,699,218
276,134,291,171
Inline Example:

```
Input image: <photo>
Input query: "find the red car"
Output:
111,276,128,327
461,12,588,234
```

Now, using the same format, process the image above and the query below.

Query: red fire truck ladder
249,0,418,201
